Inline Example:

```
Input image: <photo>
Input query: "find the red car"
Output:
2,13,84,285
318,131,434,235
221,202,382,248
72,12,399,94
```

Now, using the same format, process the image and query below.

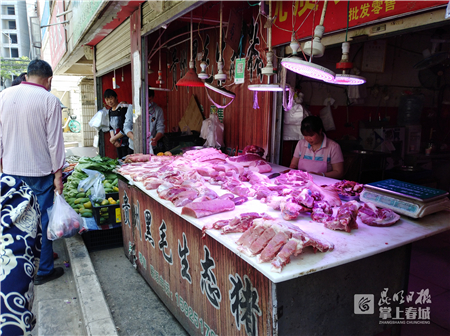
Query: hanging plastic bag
200,113,224,148
90,178,106,203
320,97,336,131
47,193,85,240
78,169,104,193
100,107,110,132
89,111,103,130
283,93,310,141
89,108,110,132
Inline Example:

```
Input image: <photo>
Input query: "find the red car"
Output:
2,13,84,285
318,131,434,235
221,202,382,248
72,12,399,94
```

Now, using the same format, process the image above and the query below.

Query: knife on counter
268,169,291,179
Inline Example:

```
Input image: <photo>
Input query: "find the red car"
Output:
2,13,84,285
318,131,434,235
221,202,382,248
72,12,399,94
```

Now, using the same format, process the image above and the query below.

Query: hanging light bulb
281,1,335,82
198,61,209,79
248,1,285,92
324,2,366,86
112,68,120,89
323,42,366,85
177,12,204,87
205,1,236,103
150,32,171,91
281,39,335,81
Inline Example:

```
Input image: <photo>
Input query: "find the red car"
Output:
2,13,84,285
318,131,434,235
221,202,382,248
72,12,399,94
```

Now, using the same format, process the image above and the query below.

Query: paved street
90,247,188,336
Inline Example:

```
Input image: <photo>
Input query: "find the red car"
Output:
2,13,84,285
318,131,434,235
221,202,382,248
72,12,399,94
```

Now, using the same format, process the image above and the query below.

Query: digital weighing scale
360,179,450,218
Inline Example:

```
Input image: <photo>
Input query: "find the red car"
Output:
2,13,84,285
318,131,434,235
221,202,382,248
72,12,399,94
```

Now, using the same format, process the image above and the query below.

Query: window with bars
11,48,19,57
7,6,15,15
8,20,16,29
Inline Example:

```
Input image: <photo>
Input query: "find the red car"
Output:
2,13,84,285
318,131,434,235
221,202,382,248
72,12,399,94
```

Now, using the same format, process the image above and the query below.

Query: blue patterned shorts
1,174,42,335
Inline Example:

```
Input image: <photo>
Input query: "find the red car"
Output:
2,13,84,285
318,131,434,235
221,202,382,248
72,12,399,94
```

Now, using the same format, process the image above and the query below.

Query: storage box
90,193,121,226
82,227,123,251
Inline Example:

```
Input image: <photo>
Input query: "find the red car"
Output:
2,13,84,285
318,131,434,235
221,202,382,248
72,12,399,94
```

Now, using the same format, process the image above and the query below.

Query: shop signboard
49,1,67,69
71,0,103,47
271,0,447,47
118,180,273,336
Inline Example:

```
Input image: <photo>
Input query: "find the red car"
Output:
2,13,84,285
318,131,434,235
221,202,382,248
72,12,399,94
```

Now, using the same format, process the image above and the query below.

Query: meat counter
117,165,450,336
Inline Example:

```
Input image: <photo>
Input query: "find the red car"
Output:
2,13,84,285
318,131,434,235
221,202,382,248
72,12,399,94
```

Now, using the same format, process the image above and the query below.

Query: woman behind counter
289,115,344,179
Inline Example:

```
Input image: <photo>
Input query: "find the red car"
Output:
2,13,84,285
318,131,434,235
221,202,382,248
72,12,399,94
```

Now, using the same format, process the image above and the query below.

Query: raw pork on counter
203,216,334,273
358,202,401,227
181,199,235,218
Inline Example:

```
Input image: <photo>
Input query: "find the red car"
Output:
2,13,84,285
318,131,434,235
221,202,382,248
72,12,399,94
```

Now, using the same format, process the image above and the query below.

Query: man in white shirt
0,59,65,285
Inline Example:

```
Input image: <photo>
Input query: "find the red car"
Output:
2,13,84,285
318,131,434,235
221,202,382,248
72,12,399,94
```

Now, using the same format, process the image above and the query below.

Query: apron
297,147,328,174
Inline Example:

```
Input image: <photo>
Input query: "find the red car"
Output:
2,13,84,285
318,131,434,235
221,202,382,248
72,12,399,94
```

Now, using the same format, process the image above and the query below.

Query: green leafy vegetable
74,156,118,173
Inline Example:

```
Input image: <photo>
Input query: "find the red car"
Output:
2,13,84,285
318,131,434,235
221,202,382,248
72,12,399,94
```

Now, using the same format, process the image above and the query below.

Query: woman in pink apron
289,116,344,179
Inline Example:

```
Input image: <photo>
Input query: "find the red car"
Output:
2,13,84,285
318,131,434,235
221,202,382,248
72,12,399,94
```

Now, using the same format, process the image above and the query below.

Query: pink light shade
248,84,286,92
176,68,205,87
204,82,235,98
281,58,335,82
324,74,366,85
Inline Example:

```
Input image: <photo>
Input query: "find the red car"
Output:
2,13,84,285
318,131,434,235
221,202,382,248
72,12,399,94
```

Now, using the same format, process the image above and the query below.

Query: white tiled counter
117,165,450,336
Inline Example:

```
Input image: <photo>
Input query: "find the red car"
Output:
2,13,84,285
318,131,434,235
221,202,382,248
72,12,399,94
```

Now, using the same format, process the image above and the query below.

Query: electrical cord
345,0,349,42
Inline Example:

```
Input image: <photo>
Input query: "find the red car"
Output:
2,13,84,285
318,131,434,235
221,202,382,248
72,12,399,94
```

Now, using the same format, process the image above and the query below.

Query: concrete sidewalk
32,145,117,335
32,235,118,336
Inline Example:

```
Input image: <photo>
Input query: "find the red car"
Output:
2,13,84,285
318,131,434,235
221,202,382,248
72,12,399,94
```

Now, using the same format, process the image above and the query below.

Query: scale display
365,179,448,202
361,179,450,218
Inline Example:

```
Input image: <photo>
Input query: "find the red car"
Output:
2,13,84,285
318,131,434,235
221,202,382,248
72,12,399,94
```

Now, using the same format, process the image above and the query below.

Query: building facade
1,1,31,88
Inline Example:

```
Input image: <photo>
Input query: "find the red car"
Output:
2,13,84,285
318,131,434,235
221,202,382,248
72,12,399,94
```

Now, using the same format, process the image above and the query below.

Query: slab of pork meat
124,153,152,163
257,231,291,263
184,148,227,162
222,212,261,234
236,219,275,247
311,200,333,222
322,200,360,233
218,193,235,200
295,188,315,208
270,224,334,272
159,186,189,200
249,226,277,256
248,160,272,173
198,187,219,200
230,185,254,197
232,196,248,205
143,178,164,190
170,189,200,207
157,182,174,197
281,201,307,221
266,195,285,210
271,240,298,272
181,199,235,218
242,145,265,157
196,165,216,177
330,180,364,197
358,202,401,227
245,171,271,185
254,186,278,200
214,163,243,175
201,217,234,239
226,154,263,166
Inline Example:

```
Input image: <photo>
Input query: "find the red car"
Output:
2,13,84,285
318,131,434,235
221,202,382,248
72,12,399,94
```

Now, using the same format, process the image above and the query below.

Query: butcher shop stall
107,1,450,335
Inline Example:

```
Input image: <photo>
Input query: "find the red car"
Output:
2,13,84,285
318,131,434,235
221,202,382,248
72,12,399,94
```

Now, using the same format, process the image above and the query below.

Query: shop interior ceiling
147,2,246,56
144,1,273,154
